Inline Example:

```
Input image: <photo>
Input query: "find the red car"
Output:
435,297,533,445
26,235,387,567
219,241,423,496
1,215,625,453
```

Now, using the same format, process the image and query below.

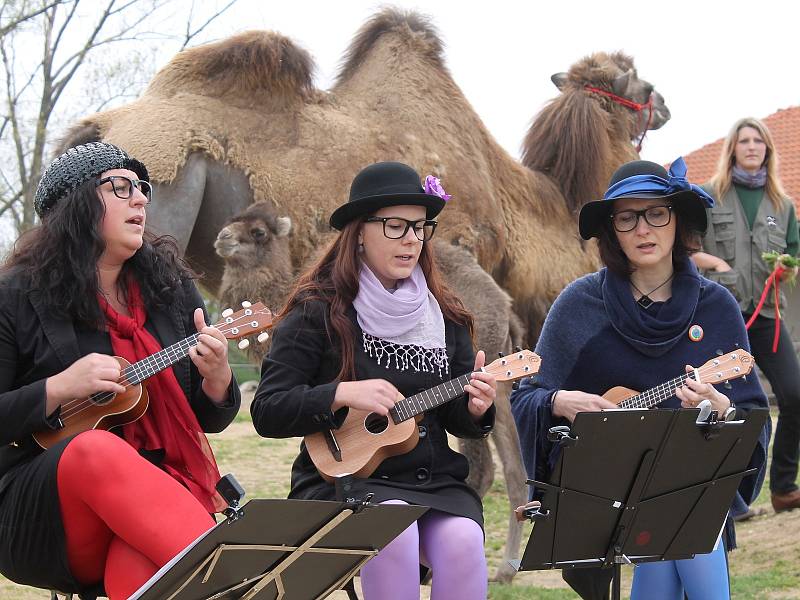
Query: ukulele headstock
484,350,541,382
697,349,754,384
214,301,273,346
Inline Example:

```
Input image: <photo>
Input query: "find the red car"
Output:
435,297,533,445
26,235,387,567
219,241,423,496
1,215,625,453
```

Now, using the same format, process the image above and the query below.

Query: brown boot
771,489,800,513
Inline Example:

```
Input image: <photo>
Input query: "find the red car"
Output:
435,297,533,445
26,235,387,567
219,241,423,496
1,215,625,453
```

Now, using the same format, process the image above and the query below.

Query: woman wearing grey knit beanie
0,142,240,599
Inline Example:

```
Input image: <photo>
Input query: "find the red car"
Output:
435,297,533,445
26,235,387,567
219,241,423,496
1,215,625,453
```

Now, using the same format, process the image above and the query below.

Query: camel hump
336,7,444,84
53,121,102,156
147,30,316,103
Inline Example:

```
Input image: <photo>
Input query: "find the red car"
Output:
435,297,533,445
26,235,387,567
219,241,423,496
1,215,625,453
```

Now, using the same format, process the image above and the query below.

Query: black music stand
515,407,768,600
129,496,426,600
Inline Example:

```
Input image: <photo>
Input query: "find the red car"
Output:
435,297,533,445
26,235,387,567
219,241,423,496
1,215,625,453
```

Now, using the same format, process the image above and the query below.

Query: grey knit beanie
34,142,149,218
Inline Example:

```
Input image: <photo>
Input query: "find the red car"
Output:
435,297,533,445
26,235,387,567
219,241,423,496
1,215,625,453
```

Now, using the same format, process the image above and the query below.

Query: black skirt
291,472,485,529
0,437,102,599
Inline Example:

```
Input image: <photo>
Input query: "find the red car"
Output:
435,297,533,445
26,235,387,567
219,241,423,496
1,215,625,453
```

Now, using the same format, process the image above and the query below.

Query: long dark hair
2,179,195,327
598,207,701,277
279,220,474,381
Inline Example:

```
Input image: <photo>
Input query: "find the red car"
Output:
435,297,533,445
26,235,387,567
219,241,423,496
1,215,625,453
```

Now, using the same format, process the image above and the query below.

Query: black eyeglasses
610,205,672,232
363,217,438,241
95,176,152,204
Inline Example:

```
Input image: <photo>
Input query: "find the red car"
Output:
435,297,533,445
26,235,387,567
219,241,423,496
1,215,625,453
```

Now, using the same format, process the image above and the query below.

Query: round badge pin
688,325,704,342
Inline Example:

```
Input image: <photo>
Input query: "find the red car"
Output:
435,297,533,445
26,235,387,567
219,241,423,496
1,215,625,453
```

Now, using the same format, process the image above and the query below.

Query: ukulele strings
57,309,270,423
621,357,743,409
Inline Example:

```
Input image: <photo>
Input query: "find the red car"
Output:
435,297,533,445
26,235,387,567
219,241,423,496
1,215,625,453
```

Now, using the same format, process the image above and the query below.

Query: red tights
56,430,214,599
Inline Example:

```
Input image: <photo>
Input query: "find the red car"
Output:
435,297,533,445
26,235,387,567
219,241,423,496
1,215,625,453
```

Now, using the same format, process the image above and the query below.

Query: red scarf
100,279,225,513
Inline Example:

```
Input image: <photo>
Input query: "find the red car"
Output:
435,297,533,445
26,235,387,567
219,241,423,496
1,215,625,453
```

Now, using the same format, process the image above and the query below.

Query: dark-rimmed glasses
611,205,672,232
363,217,438,241
95,176,152,204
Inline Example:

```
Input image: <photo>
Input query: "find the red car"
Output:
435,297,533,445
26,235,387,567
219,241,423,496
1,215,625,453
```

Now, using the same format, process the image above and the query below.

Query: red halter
584,85,654,152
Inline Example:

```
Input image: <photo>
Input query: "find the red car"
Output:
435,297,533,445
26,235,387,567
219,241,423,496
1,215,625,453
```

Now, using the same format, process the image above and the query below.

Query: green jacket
701,184,795,318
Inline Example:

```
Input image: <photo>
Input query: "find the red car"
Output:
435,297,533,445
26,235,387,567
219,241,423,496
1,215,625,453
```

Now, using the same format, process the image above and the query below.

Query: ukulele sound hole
91,392,115,407
364,413,389,435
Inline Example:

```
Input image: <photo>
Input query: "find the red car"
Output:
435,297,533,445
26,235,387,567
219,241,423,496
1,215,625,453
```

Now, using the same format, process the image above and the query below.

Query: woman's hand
551,390,618,423
331,379,401,416
465,350,497,421
190,308,233,404
46,353,127,413
676,364,731,414
779,264,799,282
713,259,733,273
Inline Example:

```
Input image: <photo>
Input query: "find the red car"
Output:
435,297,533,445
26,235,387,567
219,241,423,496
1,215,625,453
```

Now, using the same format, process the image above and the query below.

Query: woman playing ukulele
511,158,770,600
0,143,240,599
251,162,497,600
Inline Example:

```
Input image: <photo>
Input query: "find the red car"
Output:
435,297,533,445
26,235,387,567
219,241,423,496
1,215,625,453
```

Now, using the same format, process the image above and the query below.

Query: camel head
550,52,670,140
523,52,671,214
215,202,292,270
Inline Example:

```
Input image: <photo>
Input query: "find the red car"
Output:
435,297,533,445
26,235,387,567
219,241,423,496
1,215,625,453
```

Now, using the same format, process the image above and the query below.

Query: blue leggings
630,542,729,600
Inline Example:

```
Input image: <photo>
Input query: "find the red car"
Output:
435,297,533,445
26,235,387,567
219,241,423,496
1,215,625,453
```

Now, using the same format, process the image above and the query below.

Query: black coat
251,300,494,526
0,271,240,493
0,270,240,595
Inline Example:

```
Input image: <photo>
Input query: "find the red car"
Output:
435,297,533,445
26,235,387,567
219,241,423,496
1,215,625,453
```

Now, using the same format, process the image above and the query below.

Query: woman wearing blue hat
0,142,240,599
511,158,769,600
251,161,497,600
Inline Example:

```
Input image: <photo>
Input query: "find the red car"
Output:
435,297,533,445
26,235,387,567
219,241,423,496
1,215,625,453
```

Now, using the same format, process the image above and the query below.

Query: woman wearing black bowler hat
511,158,769,600
251,161,497,599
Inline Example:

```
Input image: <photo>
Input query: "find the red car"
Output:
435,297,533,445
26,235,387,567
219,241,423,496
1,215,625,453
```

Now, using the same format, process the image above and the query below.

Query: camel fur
58,9,669,346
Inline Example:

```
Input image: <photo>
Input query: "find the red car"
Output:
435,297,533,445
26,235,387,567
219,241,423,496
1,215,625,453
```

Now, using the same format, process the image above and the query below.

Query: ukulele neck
122,334,200,385
618,371,696,409
389,373,473,423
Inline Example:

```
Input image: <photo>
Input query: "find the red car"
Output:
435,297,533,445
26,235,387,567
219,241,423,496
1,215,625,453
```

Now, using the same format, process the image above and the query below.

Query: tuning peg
238,339,250,350
222,308,233,318
512,381,520,391
514,346,522,353
741,375,747,383
723,380,732,390
241,300,252,308
715,349,724,356
257,332,269,343
498,352,504,358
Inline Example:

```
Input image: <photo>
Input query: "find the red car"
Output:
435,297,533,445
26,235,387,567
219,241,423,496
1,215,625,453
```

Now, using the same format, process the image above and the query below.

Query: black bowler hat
578,157,714,240
329,162,448,230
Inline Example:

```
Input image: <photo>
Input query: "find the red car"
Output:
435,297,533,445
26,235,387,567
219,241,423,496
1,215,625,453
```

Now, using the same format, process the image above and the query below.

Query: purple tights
360,500,488,600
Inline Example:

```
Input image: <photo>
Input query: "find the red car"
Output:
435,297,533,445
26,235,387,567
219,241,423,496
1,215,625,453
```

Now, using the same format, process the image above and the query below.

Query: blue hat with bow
578,157,715,240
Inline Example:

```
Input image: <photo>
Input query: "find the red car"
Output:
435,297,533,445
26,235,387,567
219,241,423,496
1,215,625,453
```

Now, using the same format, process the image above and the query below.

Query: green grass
2,406,798,599
730,560,800,599
490,585,579,599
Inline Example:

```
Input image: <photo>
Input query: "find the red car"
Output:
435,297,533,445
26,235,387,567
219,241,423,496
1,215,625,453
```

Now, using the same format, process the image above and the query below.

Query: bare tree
0,0,239,234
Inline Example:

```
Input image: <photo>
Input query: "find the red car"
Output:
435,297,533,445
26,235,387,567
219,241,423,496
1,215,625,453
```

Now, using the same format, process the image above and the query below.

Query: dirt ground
1,395,798,599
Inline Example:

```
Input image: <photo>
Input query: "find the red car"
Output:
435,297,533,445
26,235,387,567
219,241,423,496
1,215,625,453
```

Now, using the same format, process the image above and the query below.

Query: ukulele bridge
324,429,342,462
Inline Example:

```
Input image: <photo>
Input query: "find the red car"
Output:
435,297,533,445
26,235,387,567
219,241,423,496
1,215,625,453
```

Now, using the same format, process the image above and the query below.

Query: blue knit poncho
510,258,770,545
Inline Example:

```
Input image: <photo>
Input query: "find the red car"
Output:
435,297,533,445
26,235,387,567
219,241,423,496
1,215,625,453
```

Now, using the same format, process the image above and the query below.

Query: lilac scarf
353,263,448,375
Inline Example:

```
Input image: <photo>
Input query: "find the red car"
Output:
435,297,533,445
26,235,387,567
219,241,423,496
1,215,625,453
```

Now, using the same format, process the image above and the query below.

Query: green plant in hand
762,251,799,285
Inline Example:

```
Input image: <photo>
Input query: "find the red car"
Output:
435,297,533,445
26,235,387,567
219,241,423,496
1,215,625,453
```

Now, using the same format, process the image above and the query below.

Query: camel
58,9,669,346
56,8,671,582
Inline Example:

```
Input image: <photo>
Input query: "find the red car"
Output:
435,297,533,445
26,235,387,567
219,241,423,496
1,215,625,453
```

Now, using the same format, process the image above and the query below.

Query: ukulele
603,349,754,408
33,302,273,449
305,349,541,482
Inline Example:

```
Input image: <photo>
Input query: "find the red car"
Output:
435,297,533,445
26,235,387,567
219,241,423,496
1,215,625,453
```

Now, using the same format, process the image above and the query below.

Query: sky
193,0,799,167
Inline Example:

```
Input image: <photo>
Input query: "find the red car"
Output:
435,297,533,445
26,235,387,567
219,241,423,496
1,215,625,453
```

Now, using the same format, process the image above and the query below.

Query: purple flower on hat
423,175,451,201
